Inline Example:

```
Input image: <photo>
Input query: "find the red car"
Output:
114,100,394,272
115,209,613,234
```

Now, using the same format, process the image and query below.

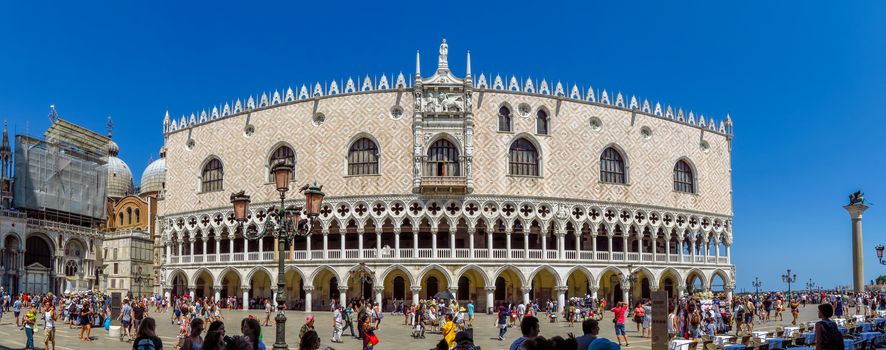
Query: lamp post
781,269,797,302
618,264,638,306
752,277,762,296
805,279,815,294
876,245,886,265
230,160,325,350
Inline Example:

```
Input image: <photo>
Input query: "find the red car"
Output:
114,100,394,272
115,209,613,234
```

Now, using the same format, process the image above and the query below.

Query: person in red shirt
611,301,630,346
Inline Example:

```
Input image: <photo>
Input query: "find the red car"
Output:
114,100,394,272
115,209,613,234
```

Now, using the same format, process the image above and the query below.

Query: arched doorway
283,269,306,310
219,269,241,299
566,269,592,299
249,269,272,309
313,268,340,304
456,267,487,304
494,267,522,305
420,268,450,300
599,268,623,307
170,271,188,297
2,235,20,294
382,267,411,303
529,268,558,307
686,271,705,294
24,235,53,294
194,270,213,299
347,266,374,301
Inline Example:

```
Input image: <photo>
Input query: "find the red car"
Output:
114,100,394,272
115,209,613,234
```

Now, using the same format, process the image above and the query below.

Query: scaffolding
13,134,108,224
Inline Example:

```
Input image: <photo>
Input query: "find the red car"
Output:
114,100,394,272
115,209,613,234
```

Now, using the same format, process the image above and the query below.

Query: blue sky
2,1,884,291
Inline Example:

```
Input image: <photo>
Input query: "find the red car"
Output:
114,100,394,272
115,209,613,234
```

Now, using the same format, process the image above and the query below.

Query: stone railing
165,248,730,267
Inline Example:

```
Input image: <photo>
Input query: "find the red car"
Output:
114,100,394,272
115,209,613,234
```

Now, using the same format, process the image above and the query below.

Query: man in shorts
466,300,474,327
13,296,22,327
119,299,133,340
43,300,57,350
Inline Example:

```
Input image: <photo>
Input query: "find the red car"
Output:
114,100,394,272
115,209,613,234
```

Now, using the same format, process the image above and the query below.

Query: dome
107,139,120,156
105,140,133,198
106,156,134,198
140,153,166,195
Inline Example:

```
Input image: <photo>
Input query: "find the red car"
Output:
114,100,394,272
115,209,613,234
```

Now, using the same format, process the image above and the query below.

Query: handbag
367,332,379,346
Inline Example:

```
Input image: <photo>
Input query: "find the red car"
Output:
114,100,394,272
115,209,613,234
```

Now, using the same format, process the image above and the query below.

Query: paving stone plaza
0,305,825,350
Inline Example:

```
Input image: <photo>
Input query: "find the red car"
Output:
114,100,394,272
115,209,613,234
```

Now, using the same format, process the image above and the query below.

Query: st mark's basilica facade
158,40,736,312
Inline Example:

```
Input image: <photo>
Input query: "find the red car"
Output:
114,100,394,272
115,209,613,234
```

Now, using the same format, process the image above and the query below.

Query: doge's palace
157,40,735,313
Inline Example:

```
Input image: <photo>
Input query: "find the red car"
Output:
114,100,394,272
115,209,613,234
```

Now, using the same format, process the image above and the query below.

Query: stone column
487,230,494,258
413,227,419,255
431,228,438,254
215,239,221,261
322,229,329,259
376,227,382,258
304,286,314,312
214,287,222,302
338,287,348,308
340,228,346,258
678,238,685,261
607,235,613,258
541,230,548,258
505,228,512,258
374,286,383,306
589,285,599,299
357,228,364,258
557,229,566,260
242,287,250,309
485,286,496,313
306,234,312,260
523,227,530,258
522,286,531,305
468,228,476,257
844,203,869,293
394,227,401,258
620,282,629,306
412,286,422,306
450,227,457,257
556,286,566,312
166,243,172,264
189,287,196,300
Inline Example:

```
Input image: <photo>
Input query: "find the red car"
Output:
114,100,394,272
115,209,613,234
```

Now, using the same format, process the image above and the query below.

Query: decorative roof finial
106,116,114,138
1,121,10,155
466,50,471,77
438,38,448,71
416,50,421,76
48,104,59,123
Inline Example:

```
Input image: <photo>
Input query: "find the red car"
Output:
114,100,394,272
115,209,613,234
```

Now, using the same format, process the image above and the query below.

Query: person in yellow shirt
441,313,456,349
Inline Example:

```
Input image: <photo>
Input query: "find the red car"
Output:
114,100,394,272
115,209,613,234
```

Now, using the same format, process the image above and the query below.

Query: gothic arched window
201,158,224,193
347,137,379,175
600,147,626,184
268,146,295,182
498,106,512,132
673,160,695,193
509,138,539,176
536,109,549,135
426,139,460,176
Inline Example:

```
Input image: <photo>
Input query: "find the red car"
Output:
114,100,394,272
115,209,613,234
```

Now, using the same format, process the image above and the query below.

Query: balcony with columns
164,221,731,267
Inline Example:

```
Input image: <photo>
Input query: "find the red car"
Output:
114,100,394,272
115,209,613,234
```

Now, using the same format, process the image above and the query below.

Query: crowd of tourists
5,288,886,350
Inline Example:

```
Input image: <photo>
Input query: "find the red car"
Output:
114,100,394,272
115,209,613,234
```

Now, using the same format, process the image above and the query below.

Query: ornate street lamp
618,264,639,305
752,277,762,296
876,245,885,265
782,269,797,302
805,278,816,294
231,160,325,350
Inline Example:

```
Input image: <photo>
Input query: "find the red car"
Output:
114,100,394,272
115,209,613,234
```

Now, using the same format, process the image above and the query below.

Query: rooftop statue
849,191,865,205
438,38,448,69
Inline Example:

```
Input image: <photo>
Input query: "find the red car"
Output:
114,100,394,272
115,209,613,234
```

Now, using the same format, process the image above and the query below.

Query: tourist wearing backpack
132,317,163,350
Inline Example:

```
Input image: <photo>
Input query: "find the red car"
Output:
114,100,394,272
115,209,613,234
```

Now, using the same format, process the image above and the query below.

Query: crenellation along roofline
163,81,734,138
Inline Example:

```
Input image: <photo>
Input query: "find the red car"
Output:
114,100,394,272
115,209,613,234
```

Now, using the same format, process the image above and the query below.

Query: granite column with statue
844,191,869,293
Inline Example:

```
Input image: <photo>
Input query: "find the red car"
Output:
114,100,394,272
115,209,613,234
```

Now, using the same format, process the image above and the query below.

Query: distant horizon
1,1,884,290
